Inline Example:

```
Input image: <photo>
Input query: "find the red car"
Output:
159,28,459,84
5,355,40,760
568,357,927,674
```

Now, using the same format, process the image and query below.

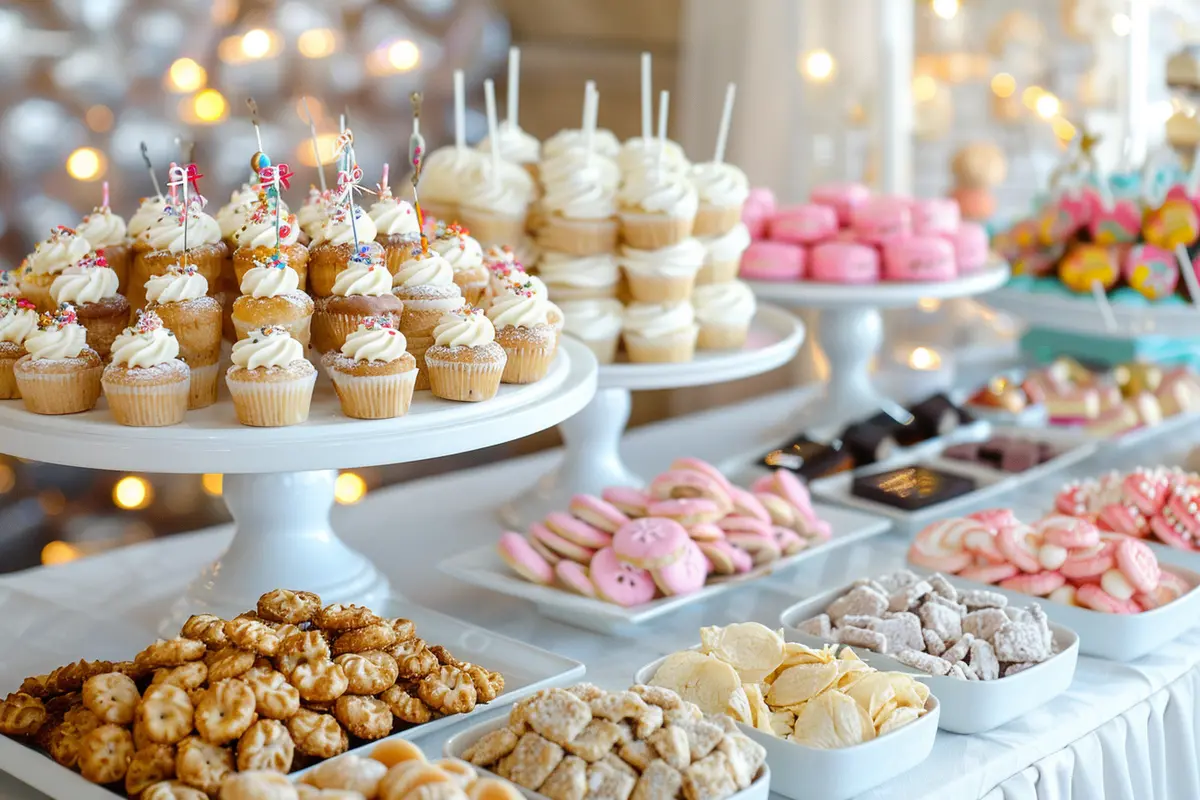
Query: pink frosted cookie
808,242,881,284
544,511,612,549
739,240,805,282
612,517,690,569
999,570,1065,597
769,203,838,245
1035,515,1100,549
1114,537,1160,593
699,540,738,575
883,236,956,282
646,498,723,527
652,540,708,596
772,526,806,556
755,492,797,528
527,535,562,565
811,182,870,227
802,516,832,542
996,524,1043,573
752,470,815,518
959,563,1019,584
568,494,631,533
669,457,735,494
717,515,773,537
851,197,912,245
555,561,597,598
1122,470,1170,515
1098,503,1147,538
649,470,733,515
589,547,657,607
728,486,771,523
1076,583,1141,614
602,486,650,517
727,531,781,565
908,518,978,573
1060,542,1116,580
1150,485,1200,549
742,187,777,239
911,198,961,236
948,222,989,274
687,522,725,542
529,522,596,564
497,532,554,585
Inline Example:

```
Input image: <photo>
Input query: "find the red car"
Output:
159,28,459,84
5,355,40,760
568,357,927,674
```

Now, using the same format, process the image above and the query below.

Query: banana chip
790,690,876,749
766,661,839,707
769,709,796,737
743,683,773,733
844,672,896,721
877,704,923,735
888,672,930,709
700,622,785,683
650,652,746,717
727,684,753,724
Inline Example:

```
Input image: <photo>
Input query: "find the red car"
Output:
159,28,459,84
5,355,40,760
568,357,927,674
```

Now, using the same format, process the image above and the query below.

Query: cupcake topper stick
453,69,466,151
640,52,652,142
1095,162,1114,212
300,96,327,193
168,161,191,266
583,81,597,169
1090,280,1119,332
713,82,737,164
380,163,390,197
656,90,670,181
507,46,521,131
246,98,265,156
1174,243,1200,311
582,80,595,130
101,181,110,211
484,78,502,192
409,91,430,255
139,142,164,200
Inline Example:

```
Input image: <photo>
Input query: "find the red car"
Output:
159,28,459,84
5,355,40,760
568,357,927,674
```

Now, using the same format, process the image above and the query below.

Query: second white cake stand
497,304,805,529
0,339,598,628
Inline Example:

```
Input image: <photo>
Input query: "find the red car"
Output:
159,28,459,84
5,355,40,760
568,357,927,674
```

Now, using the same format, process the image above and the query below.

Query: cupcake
297,186,331,243
231,197,308,290
689,161,750,237
414,145,487,222
225,325,317,427
313,243,403,354
216,183,284,245
557,298,623,364
308,205,378,298
487,282,557,384
539,144,621,193
458,162,533,247
0,270,20,298
12,304,103,414
76,203,131,293
616,137,690,178
129,196,169,241
20,226,91,313
542,127,622,161
49,252,129,359
101,310,190,427
697,222,751,285
618,237,705,303
231,253,314,347
692,280,757,350
537,252,620,302
323,316,418,419
425,307,507,401
616,168,699,249
622,301,698,363
391,247,464,343
133,201,225,313
0,297,38,398
477,121,542,180
144,264,222,409
430,222,488,305
367,185,421,274
536,159,619,256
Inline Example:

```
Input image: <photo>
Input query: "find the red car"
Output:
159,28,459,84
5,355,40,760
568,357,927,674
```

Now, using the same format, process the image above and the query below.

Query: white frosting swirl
368,196,421,238
332,259,393,297
617,170,699,219
691,280,757,326
433,309,496,347
487,287,549,328
619,238,705,278
298,188,330,238
432,229,484,272
542,128,621,161
392,252,455,288
142,208,221,253
240,263,301,298
623,300,695,338
617,137,690,177
129,197,168,238
461,162,532,217
0,300,38,345
76,208,127,249
216,184,284,240
537,252,620,289
476,122,541,165
25,316,88,360
311,206,377,247
145,267,209,304
28,230,91,276
110,323,180,368
419,146,486,205
339,321,409,363
689,161,750,208
233,209,300,249
699,223,751,264
540,147,621,193
558,298,623,340
50,264,120,306
541,162,617,219
231,327,304,369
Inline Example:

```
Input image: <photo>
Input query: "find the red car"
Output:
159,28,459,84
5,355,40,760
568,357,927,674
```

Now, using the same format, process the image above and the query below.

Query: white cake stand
985,287,1200,339
746,260,1009,430
497,304,805,529
0,339,597,627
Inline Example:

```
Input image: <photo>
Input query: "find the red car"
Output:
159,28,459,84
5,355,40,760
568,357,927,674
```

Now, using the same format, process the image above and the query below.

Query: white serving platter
927,423,1099,485
909,564,1200,662
1145,540,1200,574
633,652,939,800
777,580,1080,734
443,714,772,800
1069,408,1200,451
440,504,892,635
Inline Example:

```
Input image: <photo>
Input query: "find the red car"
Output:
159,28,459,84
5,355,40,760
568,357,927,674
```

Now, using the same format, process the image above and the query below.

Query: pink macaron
544,511,613,549
768,203,838,245
911,197,962,236
687,522,726,542
742,187,777,239
529,522,596,564
555,561,597,598
646,498,724,527
497,532,554,585
601,486,650,517
652,539,708,596
811,182,871,227
947,221,989,273
883,236,957,281
612,517,690,569
808,242,881,283
589,547,658,607
738,240,805,282
669,457,735,494
851,197,913,245
568,494,631,533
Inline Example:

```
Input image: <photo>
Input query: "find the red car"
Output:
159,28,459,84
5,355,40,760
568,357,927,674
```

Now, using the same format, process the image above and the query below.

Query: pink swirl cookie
908,519,975,572
1150,484,1200,549
996,524,1043,573
544,512,612,549
742,187,777,239
651,540,708,596
738,241,805,282
1114,537,1160,593
808,242,881,284
851,197,912,245
911,198,961,236
999,571,1065,596
1122,469,1170,515
1122,244,1179,301
568,494,630,533
811,182,870,227
497,532,553,585
1076,583,1141,614
1097,503,1147,538
601,486,650,517
1059,541,1116,580
1035,515,1100,549
769,204,838,245
968,508,1020,534
589,548,657,607
947,222,989,274
612,518,689,569
959,562,1019,583
883,236,956,281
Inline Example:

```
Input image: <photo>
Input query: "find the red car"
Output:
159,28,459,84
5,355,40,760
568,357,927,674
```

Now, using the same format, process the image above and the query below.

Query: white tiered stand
0,339,598,630
498,305,805,529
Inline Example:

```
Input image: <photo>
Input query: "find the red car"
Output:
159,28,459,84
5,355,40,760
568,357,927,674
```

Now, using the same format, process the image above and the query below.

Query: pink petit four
811,182,871,227
768,203,838,245
948,221,989,273
742,187,777,239
809,242,880,284
851,197,913,245
883,236,957,282
911,198,961,236
738,240,805,281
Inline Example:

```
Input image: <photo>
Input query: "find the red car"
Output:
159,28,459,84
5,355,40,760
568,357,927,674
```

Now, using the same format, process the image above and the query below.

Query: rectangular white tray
633,651,938,800
1146,540,1200,574
439,504,892,635
0,595,585,799
910,564,1200,662
777,580,1080,734
444,714,771,800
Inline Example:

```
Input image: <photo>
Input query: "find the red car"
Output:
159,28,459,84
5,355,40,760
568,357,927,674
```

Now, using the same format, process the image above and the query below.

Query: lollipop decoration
167,161,205,266
300,96,328,194
409,91,430,255
333,126,367,252
139,142,164,200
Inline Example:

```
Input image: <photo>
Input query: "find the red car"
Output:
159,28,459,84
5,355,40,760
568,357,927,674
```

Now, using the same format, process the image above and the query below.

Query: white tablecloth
1,384,1198,800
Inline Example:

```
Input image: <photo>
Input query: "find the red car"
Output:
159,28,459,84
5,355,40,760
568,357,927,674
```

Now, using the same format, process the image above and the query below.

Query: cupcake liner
623,270,697,304
458,209,528,247
618,212,693,249
233,243,310,292
569,332,620,365
541,283,620,303
623,326,699,363
452,269,490,307
698,322,750,351
425,352,506,402
187,361,220,409
0,355,19,399
18,274,56,315
308,242,356,298
13,362,103,414
378,234,420,278
536,216,619,256
78,302,131,361
226,370,317,427
232,312,312,349
405,336,434,391
142,243,226,294
329,369,417,419
312,309,394,355
398,308,444,340
693,204,744,237
102,373,190,427
696,259,741,286
152,298,222,367
495,326,556,384
103,242,133,295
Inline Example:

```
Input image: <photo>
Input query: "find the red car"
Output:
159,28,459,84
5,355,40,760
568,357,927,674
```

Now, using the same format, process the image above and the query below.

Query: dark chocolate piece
838,422,897,466
941,442,980,461
865,410,924,446
907,393,962,439
1000,441,1042,473
762,436,855,480
851,465,976,510
941,435,1060,473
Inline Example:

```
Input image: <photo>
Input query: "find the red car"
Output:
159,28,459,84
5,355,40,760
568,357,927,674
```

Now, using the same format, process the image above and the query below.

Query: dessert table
2,376,1198,800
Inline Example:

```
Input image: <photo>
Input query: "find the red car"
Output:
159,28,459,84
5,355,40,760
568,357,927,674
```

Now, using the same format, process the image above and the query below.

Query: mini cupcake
76,203,131,293
431,222,489,306
12,304,103,414
537,252,620,302
458,162,533,247
689,161,750,237
425,307,507,401
21,226,91,313
0,297,38,398
231,197,308,290
231,253,314,347
622,301,698,363
557,298,623,364
129,196,170,241
416,145,487,222
144,264,222,409
477,121,542,180
101,310,190,427
217,183,287,245
616,168,699,249
367,185,421,274
618,238,705,303
487,282,556,384
616,137,690,178
225,325,317,427
308,206,378,298
49,252,129,359
391,248,465,388
313,243,403,354
542,128,622,163
0,270,20,298
536,159,619,256
296,186,331,243
692,280,757,350
323,316,417,419
697,222,751,285
134,201,225,310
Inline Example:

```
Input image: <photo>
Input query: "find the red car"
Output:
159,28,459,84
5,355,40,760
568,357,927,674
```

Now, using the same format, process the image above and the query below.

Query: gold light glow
1036,93,1061,119
1022,85,1045,110
113,476,152,510
201,473,224,497
991,73,1016,98
192,89,229,124
41,541,80,566
387,40,421,72
907,346,942,371
85,105,113,133
66,147,105,181
296,133,341,167
931,0,960,20
800,49,835,82
241,28,273,59
167,58,207,93
39,489,66,516
298,28,338,59
917,298,942,312
335,472,367,505
1111,13,1132,36
1052,117,1078,142
913,75,938,102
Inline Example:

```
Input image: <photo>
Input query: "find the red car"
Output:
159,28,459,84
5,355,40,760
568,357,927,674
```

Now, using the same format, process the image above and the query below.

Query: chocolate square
851,465,977,510
864,410,924,446
762,436,855,480
907,393,964,440
838,422,898,466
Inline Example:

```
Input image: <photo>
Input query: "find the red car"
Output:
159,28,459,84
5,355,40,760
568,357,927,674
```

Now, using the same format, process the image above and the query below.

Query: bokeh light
334,472,367,505
66,147,105,181
113,476,152,510
166,58,207,93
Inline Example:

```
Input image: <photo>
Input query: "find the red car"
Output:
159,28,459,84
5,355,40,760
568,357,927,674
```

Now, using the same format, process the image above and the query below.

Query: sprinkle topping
360,316,396,331
42,304,78,329
132,308,165,334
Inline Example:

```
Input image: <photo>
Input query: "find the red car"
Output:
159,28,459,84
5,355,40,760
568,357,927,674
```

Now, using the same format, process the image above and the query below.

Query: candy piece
1048,585,1079,607
835,626,887,653
922,629,946,656
999,571,1066,597
968,639,1000,681
865,613,923,654
555,561,597,598
602,487,650,517
1090,198,1141,245
1037,516,1100,549
652,541,709,597
996,524,1043,573
959,589,1007,609
927,574,959,603
992,621,1049,662
568,494,631,533
1114,537,1160,593
612,518,689,570
529,522,596,564
589,548,657,607
1099,503,1148,538
1060,541,1116,580
958,563,1019,583
1122,470,1170,515
961,608,1008,641
796,614,833,639
826,586,887,624
1058,242,1118,293
1038,544,1068,571
1143,196,1200,250
1100,569,1135,601
888,580,933,613
917,601,962,642
497,532,553,585
1076,583,1141,614
646,498,724,527
892,649,951,677
545,512,612,549
940,632,974,665
1123,243,1181,300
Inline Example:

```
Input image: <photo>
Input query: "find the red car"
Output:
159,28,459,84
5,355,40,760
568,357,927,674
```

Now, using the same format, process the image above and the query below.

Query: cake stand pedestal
498,305,805,529
0,339,598,631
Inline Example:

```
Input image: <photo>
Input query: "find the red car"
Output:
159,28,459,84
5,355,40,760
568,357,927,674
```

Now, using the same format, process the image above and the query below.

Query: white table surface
1,381,1198,800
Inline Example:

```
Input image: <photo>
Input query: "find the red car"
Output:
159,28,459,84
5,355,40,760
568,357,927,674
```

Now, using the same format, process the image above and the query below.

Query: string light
334,472,367,505
931,0,960,20
387,40,421,72
1036,93,1061,119
41,541,80,566
241,29,273,60
201,474,224,497
907,346,942,371
1052,117,1078,142
296,133,341,167
113,476,152,510
166,58,206,93
298,29,338,59
39,489,66,516
800,49,835,82
990,73,1016,98
191,89,229,124
66,147,105,181
913,75,938,102
1021,85,1045,110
